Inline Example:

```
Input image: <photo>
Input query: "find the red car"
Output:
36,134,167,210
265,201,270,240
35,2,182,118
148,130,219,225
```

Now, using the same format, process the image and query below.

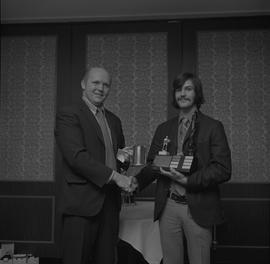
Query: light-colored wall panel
0,36,57,181
198,30,270,182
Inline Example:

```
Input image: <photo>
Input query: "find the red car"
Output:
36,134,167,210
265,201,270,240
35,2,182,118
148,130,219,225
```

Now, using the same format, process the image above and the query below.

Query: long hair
172,72,205,109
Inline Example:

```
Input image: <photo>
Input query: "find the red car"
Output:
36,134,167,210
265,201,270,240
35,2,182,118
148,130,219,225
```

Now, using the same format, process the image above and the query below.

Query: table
119,201,162,264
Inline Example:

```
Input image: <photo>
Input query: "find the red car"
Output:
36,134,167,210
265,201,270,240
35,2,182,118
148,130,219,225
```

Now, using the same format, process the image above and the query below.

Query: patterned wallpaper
86,33,168,151
198,30,270,182
2,29,268,183
0,36,57,181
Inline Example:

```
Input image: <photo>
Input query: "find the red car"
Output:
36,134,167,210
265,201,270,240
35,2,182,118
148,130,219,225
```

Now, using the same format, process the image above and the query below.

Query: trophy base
153,154,194,173
158,150,170,156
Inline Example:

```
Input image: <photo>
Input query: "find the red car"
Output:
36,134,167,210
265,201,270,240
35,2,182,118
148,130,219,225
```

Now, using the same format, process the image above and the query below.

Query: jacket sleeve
54,109,112,188
186,121,232,192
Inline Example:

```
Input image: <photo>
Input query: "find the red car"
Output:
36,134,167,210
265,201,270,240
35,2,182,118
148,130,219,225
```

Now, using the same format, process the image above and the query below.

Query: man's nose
180,90,186,96
96,83,105,90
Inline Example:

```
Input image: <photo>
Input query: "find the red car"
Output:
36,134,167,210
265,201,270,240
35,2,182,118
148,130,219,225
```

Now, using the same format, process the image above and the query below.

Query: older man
55,67,132,264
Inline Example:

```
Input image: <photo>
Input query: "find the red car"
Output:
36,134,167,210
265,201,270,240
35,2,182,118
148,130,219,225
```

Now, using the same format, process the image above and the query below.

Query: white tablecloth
119,201,162,264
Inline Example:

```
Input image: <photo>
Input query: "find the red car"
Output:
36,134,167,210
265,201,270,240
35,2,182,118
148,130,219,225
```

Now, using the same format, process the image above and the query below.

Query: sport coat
55,101,125,217
137,111,231,227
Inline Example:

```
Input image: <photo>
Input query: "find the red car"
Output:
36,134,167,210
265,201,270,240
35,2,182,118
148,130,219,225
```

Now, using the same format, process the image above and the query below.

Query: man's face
81,68,111,107
175,79,196,110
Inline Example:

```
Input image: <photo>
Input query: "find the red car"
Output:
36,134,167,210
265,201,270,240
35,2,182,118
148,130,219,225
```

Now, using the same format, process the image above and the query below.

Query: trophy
158,136,170,155
153,136,196,173
132,145,146,166
123,145,146,206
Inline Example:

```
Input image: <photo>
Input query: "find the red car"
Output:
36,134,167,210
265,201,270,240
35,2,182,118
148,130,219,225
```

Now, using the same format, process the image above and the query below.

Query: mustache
178,97,190,101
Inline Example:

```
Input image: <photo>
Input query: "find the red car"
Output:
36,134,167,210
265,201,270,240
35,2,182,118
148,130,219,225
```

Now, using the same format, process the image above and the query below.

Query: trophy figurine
158,136,170,155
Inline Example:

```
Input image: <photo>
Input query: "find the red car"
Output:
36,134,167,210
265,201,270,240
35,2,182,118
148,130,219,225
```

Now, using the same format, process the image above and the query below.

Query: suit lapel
79,102,105,145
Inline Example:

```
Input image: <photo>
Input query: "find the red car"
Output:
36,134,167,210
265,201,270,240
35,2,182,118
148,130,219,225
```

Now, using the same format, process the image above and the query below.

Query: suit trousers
62,192,119,264
159,198,212,264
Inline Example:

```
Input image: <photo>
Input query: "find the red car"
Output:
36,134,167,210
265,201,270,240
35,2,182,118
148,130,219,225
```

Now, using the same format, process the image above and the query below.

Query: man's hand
111,172,132,192
160,167,188,185
117,146,133,163
129,176,138,193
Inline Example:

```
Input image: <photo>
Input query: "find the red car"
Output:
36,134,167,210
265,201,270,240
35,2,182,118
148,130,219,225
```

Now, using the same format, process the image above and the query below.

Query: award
158,136,170,155
122,145,146,206
132,145,146,166
153,154,195,173
153,136,196,173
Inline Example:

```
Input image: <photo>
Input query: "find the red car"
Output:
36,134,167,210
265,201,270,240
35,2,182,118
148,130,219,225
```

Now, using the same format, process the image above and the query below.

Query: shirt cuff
108,170,117,183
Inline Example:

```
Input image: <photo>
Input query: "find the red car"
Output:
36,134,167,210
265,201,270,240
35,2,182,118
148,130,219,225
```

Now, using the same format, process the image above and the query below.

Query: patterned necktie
96,108,117,170
177,117,189,155
171,117,190,195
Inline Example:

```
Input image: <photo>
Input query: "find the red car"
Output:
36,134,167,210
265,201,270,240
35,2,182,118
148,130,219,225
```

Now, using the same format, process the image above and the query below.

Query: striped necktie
177,117,190,155
171,117,190,195
96,108,117,170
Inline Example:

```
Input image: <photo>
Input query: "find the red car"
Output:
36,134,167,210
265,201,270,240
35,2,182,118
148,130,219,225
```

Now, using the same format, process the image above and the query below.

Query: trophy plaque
153,136,195,173
153,154,194,173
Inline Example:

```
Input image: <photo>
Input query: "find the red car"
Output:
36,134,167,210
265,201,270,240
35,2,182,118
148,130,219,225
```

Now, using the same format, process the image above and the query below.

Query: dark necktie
96,108,117,170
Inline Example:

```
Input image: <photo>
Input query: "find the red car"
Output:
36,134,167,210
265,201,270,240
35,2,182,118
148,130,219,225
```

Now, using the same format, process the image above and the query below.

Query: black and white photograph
1,1,270,264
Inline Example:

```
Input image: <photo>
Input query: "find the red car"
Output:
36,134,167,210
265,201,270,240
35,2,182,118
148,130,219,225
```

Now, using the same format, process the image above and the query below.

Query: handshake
111,146,141,193
111,173,138,193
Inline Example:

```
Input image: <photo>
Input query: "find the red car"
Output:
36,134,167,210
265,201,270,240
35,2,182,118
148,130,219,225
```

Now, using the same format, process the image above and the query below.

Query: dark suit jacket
55,101,125,217
137,111,231,227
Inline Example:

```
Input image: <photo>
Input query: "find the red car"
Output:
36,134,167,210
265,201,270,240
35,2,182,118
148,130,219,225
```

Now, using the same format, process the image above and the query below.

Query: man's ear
81,80,85,90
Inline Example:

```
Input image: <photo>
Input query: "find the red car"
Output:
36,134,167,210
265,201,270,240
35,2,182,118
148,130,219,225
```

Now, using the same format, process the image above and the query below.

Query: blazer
137,111,232,227
55,101,125,217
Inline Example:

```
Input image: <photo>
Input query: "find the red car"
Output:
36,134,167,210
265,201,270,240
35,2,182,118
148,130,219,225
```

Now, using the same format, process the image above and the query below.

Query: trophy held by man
153,135,196,174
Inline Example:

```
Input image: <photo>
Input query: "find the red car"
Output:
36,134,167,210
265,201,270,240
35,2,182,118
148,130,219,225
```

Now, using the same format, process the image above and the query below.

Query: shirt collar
178,106,198,124
82,95,104,115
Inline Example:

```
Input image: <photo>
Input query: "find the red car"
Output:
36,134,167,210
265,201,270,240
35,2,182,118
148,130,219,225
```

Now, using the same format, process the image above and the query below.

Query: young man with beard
134,72,232,264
